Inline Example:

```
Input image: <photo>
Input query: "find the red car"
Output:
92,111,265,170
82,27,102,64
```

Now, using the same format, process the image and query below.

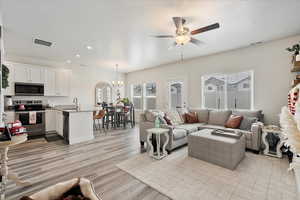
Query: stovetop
13,100,45,112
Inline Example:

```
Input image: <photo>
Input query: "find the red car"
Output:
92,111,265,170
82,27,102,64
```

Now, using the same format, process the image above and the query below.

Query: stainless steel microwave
15,82,44,96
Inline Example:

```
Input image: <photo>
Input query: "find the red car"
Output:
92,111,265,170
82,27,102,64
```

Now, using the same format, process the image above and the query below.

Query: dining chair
103,106,116,129
118,104,134,129
93,110,106,133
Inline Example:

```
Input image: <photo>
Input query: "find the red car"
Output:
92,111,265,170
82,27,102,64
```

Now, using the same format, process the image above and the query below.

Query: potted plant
2,64,9,89
287,42,300,63
121,97,130,106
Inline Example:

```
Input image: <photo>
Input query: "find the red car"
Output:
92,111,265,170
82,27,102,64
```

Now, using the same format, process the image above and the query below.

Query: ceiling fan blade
190,23,220,35
190,38,204,46
172,17,186,29
168,42,177,50
152,35,174,38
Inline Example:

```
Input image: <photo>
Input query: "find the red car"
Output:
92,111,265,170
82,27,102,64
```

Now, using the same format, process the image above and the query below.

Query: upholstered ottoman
188,129,245,170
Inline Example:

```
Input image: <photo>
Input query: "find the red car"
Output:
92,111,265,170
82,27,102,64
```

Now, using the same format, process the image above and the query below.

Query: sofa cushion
208,110,232,126
174,124,199,134
144,110,164,122
184,112,199,123
239,117,257,131
189,108,209,123
165,110,184,125
176,107,189,122
225,114,243,128
172,129,187,140
232,110,263,122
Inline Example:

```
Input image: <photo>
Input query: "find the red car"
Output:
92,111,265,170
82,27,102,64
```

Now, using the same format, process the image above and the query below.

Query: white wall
126,35,299,125
0,3,5,126
8,63,125,107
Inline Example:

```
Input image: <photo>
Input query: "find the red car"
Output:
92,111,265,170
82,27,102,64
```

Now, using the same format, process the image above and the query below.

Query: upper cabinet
45,68,71,96
44,68,56,96
14,63,44,84
55,70,70,96
4,62,71,97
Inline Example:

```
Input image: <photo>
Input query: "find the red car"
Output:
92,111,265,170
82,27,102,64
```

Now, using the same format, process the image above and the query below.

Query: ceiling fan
153,17,220,48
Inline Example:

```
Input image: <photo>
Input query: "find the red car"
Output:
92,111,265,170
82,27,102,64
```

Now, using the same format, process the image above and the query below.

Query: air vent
34,39,52,47
250,41,263,46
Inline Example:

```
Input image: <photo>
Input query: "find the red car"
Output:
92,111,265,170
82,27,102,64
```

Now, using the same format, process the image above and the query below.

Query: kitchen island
52,105,99,145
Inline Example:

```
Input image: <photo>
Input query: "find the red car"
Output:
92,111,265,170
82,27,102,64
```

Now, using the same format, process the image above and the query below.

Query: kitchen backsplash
11,96,72,106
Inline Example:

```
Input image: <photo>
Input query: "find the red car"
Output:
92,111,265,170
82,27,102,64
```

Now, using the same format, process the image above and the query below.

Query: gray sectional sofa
139,108,264,153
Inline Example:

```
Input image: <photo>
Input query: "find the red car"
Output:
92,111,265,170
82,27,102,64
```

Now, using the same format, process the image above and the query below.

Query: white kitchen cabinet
4,62,71,97
4,111,15,123
46,109,56,132
14,64,28,83
14,63,44,83
55,70,70,97
44,68,56,96
2,63,14,96
30,67,44,83
56,110,63,137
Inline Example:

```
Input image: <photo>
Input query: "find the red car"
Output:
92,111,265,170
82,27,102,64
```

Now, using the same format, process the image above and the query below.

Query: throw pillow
239,117,258,131
164,114,173,125
158,115,167,124
225,115,243,128
184,112,199,123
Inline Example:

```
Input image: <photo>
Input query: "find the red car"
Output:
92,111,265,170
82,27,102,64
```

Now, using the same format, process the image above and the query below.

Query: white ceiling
2,0,300,72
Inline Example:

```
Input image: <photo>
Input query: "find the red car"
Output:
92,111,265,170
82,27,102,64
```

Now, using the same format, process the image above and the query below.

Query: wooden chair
118,104,135,129
103,106,116,129
93,110,106,133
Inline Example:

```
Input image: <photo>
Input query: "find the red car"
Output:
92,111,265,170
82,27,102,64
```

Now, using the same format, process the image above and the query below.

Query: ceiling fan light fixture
175,34,191,45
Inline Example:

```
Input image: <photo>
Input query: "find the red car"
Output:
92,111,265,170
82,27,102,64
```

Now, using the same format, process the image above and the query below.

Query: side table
146,128,169,160
0,134,31,200
262,125,286,158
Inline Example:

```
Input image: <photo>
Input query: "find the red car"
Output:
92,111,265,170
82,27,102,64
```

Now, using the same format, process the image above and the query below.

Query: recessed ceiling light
66,60,71,64
86,46,93,50
75,54,80,58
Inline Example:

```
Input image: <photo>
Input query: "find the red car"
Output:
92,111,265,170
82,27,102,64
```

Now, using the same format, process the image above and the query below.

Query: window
169,81,184,109
131,82,157,110
96,88,102,104
202,74,226,109
145,83,156,109
202,71,253,110
131,84,143,110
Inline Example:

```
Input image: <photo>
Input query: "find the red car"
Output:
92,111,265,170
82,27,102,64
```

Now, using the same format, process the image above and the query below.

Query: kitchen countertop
51,105,101,113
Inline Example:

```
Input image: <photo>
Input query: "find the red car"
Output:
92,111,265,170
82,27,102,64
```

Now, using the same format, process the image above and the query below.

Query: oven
13,100,46,138
15,82,44,96
15,111,45,138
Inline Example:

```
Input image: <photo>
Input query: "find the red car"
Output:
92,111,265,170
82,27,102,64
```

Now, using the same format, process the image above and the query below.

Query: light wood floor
6,127,170,200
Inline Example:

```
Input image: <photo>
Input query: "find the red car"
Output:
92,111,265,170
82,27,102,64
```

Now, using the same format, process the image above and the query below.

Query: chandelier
112,64,124,88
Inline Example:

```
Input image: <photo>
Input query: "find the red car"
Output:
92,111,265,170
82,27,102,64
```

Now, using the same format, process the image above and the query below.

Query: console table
0,134,31,200
146,128,169,160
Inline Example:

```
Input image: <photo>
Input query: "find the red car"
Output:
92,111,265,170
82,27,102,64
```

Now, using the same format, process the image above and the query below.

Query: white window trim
201,70,254,110
131,84,143,111
131,82,157,111
144,83,157,110
168,80,184,110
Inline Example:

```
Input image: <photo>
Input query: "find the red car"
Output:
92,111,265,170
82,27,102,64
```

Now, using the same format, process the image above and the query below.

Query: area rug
117,148,297,200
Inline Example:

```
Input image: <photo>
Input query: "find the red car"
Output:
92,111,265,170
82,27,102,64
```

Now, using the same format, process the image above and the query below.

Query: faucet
73,97,79,110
